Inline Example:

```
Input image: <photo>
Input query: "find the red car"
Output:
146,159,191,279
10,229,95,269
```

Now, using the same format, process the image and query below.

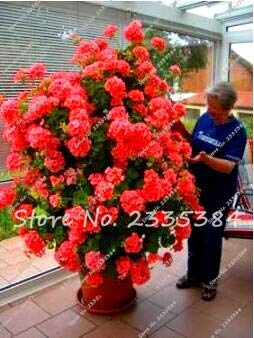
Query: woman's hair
205,81,237,110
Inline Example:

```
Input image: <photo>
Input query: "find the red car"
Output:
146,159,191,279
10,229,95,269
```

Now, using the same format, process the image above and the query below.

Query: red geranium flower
130,258,150,285
24,230,46,257
55,240,80,272
124,20,144,43
151,37,166,52
169,64,181,76
103,24,118,38
116,256,131,279
85,272,103,288
124,232,143,253
0,187,16,209
120,190,145,214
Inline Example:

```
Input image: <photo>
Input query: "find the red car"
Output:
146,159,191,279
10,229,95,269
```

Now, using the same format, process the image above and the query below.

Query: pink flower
6,152,22,171
48,78,72,101
71,40,100,65
85,251,106,271
103,24,118,38
67,116,90,137
0,99,20,124
64,95,87,110
124,20,144,43
26,126,59,151
108,106,128,120
49,193,61,208
25,95,52,122
64,168,77,185
124,233,143,253
28,63,46,80
50,175,65,186
13,68,28,83
88,173,103,186
55,241,80,272
104,167,124,185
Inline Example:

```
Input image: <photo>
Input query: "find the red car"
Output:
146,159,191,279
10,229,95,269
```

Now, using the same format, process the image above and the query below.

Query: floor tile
148,283,201,314
167,307,224,338
72,304,112,326
31,251,58,271
116,299,176,334
0,299,49,335
218,276,253,306
0,326,12,338
0,246,8,255
62,275,81,292
0,237,24,251
38,309,95,338
150,326,186,338
0,259,8,269
0,249,30,266
212,302,252,338
14,327,46,338
0,261,39,284
0,276,9,288
81,319,139,338
191,293,245,321
33,284,78,315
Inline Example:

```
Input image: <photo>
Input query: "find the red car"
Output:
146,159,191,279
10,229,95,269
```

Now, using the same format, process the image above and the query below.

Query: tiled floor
0,236,58,288
0,238,252,338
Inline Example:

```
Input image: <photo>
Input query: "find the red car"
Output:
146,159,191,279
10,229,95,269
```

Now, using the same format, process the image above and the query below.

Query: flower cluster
0,20,202,288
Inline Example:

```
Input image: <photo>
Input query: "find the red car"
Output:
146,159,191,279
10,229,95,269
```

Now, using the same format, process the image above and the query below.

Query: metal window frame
216,4,253,81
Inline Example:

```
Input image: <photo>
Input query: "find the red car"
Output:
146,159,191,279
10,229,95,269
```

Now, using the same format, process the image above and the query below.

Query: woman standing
176,82,247,301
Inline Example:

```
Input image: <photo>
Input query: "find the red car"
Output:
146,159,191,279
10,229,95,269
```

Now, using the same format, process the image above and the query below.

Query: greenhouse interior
0,1,253,337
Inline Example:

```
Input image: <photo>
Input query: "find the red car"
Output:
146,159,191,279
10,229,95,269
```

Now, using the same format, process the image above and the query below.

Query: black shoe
176,275,200,289
201,287,217,301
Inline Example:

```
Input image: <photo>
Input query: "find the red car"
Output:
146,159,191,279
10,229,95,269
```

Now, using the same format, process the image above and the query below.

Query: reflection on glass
146,28,213,133
229,43,253,138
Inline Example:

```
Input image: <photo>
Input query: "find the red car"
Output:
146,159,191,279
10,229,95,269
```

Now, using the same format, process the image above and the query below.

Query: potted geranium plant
0,20,202,314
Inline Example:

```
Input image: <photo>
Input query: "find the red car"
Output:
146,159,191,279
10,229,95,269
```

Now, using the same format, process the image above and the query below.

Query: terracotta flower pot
77,274,136,314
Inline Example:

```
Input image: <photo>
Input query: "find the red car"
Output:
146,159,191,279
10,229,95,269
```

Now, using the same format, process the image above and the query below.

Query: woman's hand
189,151,235,173
189,151,208,163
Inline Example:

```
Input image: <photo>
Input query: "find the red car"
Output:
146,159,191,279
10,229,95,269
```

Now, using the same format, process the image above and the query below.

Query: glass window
229,43,253,139
228,23,253,31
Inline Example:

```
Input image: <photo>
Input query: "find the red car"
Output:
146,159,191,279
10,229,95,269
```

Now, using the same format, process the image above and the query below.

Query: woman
176,81,247,301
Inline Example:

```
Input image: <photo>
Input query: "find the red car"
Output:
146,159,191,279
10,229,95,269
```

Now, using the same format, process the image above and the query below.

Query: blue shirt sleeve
223,124,247,164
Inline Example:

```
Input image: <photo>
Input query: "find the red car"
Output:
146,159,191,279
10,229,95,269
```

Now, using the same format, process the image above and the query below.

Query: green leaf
160,233,175,248
73,190,88,206
35,206,49,217
54,224,67,248
78,234,101,254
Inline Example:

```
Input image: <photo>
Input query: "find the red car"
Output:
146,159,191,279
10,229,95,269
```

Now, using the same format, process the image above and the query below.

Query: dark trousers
187,207,228,286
